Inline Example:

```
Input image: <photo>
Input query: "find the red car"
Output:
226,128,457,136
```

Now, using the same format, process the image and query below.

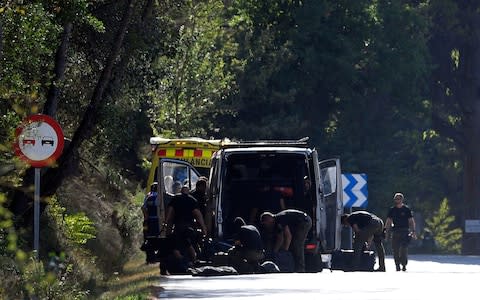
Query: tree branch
0,18,3,63
41,0,137,197
43,22,73,118
431,113,465,149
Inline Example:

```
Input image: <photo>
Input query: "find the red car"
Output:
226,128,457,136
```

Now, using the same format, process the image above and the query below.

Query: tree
425,198,462,254
42,0,136,197
428,0,480,254
149,0,238,137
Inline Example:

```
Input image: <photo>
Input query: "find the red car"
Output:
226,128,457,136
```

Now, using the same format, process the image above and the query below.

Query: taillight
305,243,316,250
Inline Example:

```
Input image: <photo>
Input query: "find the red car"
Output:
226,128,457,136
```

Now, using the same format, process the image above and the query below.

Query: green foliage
114,294,148,300
0,255,22,299
0,192,21,299
425,198,462,254
21,256,89,300
1,0,478,295
1,193,89,298
64,213,96,245
0,193,14,253
0,2,60,115
48,197,96,246
149,0,239,137
111,198,143,266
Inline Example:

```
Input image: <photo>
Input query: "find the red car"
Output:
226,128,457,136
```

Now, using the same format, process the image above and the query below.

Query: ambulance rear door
156,159,201,237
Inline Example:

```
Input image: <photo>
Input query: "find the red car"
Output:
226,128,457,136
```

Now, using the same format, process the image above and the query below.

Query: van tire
305,252,323,272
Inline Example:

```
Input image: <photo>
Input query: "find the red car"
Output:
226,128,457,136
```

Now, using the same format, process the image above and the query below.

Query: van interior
220,152,315,239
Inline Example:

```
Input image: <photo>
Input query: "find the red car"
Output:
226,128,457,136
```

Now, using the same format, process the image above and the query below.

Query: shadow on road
408,254,480,265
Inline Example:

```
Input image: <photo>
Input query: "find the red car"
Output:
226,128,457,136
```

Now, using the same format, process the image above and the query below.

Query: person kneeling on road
228,217,265,274
341,210,386,272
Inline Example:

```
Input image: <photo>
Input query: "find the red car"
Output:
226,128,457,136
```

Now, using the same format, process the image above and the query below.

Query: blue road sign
342,173,368,208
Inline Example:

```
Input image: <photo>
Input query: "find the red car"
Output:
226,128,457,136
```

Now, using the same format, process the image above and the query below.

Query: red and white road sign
14,114,64,167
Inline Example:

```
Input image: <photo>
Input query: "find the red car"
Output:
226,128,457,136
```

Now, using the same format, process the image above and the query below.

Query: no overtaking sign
13,114,64,257
14,114,64,167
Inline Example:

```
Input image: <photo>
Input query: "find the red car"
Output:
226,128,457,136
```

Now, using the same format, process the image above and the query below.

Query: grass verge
97,253,161,300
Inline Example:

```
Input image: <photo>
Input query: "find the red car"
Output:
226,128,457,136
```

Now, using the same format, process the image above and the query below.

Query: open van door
157,159,201,237
318,158,343,251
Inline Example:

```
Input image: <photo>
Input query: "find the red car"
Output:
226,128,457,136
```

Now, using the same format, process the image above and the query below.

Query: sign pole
13,114,65,258
34,167,40,258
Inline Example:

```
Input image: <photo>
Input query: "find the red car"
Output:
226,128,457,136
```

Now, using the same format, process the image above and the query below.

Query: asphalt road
155,255,480,300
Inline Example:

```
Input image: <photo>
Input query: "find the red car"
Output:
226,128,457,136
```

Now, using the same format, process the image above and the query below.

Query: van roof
219,137,310,149
150,137,228,146
222,146,312,155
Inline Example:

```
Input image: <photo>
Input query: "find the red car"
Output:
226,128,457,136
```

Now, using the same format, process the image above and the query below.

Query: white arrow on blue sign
342,173,368,208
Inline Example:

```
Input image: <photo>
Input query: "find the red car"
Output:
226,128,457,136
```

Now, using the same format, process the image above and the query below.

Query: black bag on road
330,249,376,271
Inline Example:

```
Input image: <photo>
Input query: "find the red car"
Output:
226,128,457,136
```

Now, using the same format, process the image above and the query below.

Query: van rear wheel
305,252,323,272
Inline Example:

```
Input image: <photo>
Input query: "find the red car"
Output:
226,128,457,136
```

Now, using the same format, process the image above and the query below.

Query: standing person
165,186,208,267
385,192,416,271
341,211,386,272
142,182,158,225
260,209,312,272
141,182,159,263
191,176,208,217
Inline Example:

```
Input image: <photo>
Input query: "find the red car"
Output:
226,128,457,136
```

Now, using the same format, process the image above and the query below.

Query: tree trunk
460,12,480,255
43,22,73,118
12,0,137,223
429,2,480,254
42,0,136,197
462,127,480,254
0,18,3,63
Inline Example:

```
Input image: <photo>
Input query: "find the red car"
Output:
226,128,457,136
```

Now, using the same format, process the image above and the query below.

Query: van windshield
221,152,313,238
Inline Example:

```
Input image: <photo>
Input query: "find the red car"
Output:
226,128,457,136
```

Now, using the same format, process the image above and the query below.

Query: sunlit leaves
450,48,459,70
0,2,61,110
47,197,96,246
425,198,462,254
150,0,238,137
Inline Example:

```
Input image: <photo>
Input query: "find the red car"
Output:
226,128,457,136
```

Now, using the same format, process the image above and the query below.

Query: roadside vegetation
1,0,479,298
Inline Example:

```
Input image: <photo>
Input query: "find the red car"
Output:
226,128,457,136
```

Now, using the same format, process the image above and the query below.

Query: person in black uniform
385,192,416,271
228,217,265,273
341,210,386,272
165,186,207,265
141,182,159,263
191,176,208,217
260,209,312,272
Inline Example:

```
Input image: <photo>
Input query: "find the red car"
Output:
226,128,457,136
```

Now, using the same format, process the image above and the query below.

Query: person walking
260,209,312,272
341,210,386,272
385,192,416,271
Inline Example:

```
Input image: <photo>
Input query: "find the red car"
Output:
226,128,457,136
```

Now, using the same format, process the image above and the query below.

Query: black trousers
392,229,410,267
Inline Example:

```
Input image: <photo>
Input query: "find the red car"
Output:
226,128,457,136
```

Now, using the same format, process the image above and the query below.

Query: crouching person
228,217,265,274
260,209,312,272
341,211,386,272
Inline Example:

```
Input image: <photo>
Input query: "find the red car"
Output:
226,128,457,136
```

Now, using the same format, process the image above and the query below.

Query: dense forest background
1,0,480,298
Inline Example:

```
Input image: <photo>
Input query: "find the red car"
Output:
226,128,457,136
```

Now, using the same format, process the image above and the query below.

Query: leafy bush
48,197,96,246
21,256,89,300
425,198,462,254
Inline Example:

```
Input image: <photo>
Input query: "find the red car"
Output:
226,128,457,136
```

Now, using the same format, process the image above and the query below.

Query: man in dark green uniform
341,210,386,272
385,192,416,271
260,209,312,272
